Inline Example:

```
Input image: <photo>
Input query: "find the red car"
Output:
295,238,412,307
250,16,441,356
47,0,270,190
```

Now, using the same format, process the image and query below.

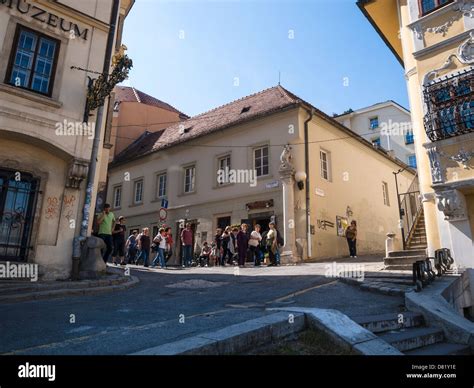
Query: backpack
277,231,284,246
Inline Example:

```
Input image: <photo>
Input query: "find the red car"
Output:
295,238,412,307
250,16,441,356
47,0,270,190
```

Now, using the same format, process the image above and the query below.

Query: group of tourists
211,222,283,268
96,203,359,266
95,204,286,269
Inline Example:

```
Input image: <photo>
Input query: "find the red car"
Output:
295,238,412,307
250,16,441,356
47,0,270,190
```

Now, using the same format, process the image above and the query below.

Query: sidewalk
0,267,138,303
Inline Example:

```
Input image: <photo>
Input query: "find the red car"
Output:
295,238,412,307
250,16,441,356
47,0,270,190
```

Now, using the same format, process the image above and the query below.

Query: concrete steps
353,312,471,355
354,312,423,334
384,249,427,270
379,327,444,352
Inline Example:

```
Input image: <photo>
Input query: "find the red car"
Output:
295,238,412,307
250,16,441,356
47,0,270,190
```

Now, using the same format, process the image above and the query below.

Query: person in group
136,227,150,267
164,226,173,264
180,223,194,267
274,226,284,266
209,242,219,266
152,228,168,269
249,224,262,266
220,226,232,266
345,220,358,258
213,228,222,266
229,227,239,265
199,242,211,267
96,203,115,263
125,230,138,264
236,224,249,267
111,216,126,265
266,222,279,266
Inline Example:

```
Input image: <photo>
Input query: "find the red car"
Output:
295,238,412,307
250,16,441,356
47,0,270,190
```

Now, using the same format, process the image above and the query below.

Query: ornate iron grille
423,67,474,142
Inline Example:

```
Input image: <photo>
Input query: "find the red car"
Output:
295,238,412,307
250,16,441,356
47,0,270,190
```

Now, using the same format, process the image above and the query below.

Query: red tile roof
110,85,413,172
114,86,188,118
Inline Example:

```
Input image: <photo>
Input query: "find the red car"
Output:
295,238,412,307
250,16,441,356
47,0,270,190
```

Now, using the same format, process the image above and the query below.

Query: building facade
0,0,134,279
335,101,417,168
358,0,474,268
107,86,415,262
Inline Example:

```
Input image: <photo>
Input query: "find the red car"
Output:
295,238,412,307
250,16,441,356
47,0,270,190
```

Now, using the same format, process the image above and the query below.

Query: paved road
0,257,405,355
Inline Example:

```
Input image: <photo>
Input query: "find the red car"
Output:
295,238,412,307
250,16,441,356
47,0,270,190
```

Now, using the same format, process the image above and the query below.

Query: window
405,131,414,144
217,155,231,185
408,154,417,169
419,0,453,16
369,117,379,130
133,180,143,204
372,137,381,147
156,173,167,198
320,150,331,181
382,182,390,206
254,146,269,177
113,186,122,208
6,26,59,96
240,106,251,114
184,166,195,193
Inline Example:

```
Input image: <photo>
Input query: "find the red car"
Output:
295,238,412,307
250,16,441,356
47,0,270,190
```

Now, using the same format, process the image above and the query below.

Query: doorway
0,169,39,261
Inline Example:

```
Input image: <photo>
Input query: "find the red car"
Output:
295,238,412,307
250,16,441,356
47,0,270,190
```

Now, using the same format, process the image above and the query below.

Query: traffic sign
161,198,168,209
159,208,167,221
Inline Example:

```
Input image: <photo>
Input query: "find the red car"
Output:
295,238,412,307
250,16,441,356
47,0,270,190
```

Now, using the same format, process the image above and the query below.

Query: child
199,242,211,267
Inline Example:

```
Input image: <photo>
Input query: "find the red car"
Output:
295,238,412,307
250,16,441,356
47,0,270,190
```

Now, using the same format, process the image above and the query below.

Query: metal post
393,168,406,250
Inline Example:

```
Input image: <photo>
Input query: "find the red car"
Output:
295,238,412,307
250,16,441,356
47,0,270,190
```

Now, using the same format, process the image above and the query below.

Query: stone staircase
384,249,427,271
354,312,471,355
384,211,428,270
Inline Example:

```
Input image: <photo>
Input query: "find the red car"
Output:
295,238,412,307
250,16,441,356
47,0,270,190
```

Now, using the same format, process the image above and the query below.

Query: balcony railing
423,67,474,142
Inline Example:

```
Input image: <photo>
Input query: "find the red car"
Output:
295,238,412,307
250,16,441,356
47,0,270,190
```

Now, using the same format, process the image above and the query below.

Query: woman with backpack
136,228,150,267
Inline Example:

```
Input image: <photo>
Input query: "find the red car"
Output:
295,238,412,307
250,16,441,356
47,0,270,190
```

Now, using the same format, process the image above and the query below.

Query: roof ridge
191,85,288,119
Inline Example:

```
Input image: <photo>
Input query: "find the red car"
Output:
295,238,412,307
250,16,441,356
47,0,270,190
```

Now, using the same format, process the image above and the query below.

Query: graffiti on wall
45,197,59,219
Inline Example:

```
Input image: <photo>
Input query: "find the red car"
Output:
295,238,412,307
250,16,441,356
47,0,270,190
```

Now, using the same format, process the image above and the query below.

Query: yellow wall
304,110,415,259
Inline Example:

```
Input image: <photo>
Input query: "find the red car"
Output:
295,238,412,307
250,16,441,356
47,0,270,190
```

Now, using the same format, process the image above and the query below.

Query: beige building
0,0,134,279
107,85,415,262
335,101,417,168
358,0,474,268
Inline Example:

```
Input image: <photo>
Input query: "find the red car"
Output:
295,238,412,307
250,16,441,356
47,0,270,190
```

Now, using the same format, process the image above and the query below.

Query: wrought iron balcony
423,67,474,142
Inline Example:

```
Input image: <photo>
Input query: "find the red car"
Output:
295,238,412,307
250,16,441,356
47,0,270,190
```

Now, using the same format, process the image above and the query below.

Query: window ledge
177,191,196,197
151,197,167,203
129,202,143,208
0,83,62,109
112,207,122,211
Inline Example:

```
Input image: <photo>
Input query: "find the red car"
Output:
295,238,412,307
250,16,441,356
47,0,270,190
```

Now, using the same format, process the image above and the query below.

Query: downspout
304,107,314,259
72,0,120,279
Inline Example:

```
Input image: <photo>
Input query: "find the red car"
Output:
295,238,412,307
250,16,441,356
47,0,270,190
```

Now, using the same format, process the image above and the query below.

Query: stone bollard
386,232,396,257
78,236,107,279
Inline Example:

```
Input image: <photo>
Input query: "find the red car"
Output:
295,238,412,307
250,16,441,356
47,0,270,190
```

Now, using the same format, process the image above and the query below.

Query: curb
130,311,305,355
0,275,139,303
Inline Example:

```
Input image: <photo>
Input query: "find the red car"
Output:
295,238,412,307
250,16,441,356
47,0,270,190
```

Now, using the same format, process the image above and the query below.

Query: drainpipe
72,0,120,280
304,107,314,259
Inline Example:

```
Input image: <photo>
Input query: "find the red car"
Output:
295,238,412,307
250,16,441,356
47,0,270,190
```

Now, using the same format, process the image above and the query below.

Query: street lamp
295,171,307,191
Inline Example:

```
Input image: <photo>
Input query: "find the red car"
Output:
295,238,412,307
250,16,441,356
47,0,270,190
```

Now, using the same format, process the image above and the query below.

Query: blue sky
121,0,409,117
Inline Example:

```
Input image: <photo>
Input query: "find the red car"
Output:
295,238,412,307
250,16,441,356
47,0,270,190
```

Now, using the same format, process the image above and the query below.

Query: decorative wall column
435,188,474,269
279,145,301,264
